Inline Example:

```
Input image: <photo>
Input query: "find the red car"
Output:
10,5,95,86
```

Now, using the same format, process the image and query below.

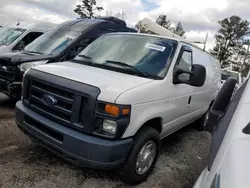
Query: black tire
119,126,160,185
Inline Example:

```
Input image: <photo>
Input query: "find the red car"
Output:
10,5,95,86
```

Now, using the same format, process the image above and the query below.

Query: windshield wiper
25,50,43,55
105,60,150,78
77,54,95,64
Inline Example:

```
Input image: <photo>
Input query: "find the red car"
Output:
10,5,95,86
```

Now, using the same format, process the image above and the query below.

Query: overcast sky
0,0,250,50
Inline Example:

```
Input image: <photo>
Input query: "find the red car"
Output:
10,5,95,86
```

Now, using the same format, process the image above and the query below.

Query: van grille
0,65,16,81
24,79,90,132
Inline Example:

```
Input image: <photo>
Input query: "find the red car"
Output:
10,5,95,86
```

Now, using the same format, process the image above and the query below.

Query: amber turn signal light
105,104,120,116
104,104,130,116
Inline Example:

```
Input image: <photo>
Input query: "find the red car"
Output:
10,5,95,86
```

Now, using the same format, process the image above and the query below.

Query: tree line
74,1,186,37
75,0,250,76
211,16,250,76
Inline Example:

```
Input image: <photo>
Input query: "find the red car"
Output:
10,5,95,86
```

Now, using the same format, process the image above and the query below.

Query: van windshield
74,34,178,79
24,29,82,55
0,28,26,46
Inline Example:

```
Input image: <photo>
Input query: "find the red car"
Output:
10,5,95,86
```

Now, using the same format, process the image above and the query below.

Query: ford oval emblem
42,94,57,107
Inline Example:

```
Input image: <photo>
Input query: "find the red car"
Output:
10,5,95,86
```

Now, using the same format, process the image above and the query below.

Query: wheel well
138,117,162,134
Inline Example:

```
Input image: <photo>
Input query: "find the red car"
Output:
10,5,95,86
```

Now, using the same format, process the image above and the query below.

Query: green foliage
242,63,250,77
74,0,104,19
212,15,250,68
155,15,185,37
173,22,185,37
156,15,172,29
232,66,240,72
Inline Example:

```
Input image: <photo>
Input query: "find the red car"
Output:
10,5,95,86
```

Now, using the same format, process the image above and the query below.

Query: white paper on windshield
145,43,166,52
67,35,75,40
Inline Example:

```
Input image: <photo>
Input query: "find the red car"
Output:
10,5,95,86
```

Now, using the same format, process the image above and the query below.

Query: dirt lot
0,93,211,188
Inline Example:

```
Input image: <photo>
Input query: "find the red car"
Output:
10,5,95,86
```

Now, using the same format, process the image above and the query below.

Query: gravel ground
0,93,211,188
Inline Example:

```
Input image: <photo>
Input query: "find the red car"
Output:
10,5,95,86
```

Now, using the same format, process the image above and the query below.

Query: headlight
102,119,117,134
93,102,131,138
19,60,48,72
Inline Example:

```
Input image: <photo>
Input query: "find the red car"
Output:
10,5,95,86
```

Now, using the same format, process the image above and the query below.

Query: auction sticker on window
145,43,166,52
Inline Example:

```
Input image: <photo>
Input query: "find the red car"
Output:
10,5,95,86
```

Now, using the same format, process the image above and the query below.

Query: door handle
188,96,192,107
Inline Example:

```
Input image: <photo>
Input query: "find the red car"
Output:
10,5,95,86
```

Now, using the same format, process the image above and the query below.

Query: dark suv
0,17,135,99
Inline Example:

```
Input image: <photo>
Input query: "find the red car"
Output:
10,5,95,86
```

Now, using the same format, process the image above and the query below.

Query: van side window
13,32,43,50
177,51,192,80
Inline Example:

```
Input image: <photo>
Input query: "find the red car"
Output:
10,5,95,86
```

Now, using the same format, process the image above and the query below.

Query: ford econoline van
0,17,135,99
16,32,221,185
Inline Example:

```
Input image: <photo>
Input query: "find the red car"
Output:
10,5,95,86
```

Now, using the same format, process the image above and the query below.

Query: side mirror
77,47,84,55
206,77,237,133
173,64,206,87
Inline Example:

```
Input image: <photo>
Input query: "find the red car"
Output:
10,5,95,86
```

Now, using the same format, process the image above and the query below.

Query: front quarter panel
117,76,198,138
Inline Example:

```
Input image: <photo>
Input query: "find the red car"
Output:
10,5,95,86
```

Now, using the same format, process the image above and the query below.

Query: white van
0,22,56,53
15,32,221,185
193,76,250,188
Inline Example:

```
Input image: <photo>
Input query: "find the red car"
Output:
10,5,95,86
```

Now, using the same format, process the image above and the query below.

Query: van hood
32,61,153,103
0,51,54,65
0,45,11,53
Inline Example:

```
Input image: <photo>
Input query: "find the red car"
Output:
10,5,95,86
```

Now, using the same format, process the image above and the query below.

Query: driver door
162,45,195,135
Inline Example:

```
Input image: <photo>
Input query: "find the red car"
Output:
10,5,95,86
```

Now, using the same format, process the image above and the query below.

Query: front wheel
119,126,160,185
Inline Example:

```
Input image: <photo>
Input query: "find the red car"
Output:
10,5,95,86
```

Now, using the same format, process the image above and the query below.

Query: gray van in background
0,22,56,53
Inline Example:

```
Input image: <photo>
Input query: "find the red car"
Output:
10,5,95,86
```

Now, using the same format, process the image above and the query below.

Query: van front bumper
15,101,133,170
0,78,21,99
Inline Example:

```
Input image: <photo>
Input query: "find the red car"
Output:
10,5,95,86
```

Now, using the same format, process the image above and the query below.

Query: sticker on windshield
67,35,75,40
145,43,166,52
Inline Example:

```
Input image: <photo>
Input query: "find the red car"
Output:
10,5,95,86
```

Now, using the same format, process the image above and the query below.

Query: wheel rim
135,141,156,175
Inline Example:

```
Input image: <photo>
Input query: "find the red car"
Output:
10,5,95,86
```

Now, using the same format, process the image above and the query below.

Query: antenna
203,33,208,51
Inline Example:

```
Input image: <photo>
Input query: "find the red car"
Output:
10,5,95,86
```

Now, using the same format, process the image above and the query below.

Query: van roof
10,22,57,31
51,19,104,33
53,18,132,33
69,18,127,27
